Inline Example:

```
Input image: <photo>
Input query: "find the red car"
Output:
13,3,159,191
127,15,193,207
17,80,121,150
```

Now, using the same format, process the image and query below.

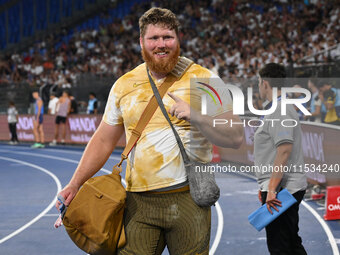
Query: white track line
234,171,340,255
210,202,224,254
44,214,60,217
0,150,121,174
301,201,339,255
0,156,62,244
0,149,224,254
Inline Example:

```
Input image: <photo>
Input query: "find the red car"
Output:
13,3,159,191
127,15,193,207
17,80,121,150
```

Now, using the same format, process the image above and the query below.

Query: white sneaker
49,140,57,146
8,141,14,145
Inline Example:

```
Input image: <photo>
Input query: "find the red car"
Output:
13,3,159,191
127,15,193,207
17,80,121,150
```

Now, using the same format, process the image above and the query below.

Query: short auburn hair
139,7,180,37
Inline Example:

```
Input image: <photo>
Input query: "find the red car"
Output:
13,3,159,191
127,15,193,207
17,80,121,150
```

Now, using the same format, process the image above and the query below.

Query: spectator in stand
50,91,71,146
319,80,340,123
48,92,59,115
0,58,11,84
1,0,340,128
87,92,98,114
69,93,78,114
307,78,322,123
31,90,45,148
2,0,339,89
322,88,340,125
7,101,19,145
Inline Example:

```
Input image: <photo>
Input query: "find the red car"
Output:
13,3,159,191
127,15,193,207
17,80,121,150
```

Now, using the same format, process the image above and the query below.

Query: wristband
268,190,277,194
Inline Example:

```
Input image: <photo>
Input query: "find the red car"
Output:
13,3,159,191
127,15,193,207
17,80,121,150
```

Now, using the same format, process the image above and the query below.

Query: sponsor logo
69,117,97,132
18,132,34,140
17,116,34,130
328,204,340,211
302,132,325,162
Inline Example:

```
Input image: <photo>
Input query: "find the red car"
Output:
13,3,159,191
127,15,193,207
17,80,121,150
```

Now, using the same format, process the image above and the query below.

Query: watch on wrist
268,190,277,194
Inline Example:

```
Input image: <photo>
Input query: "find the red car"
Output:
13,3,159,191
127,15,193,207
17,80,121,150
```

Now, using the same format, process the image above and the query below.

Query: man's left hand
168,92,191,121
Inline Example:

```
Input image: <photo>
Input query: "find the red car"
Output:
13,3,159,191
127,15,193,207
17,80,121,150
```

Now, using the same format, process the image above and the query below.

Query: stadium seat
8,4,20,43
22,0,34,37
49,0,60,24
62,0,72,17
35,0,47,30
0,0,11,6
74,0,85,11
0,13,6,49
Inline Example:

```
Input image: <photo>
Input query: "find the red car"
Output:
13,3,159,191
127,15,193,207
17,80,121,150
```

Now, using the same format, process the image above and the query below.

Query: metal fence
288,61,340,78
0,73,116,114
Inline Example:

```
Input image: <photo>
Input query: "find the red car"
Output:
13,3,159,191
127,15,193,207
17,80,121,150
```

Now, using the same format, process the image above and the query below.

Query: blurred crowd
0,0,339,120
0,0,339,89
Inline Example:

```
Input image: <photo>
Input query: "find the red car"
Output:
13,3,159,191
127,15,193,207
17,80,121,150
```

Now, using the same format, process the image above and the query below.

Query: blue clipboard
248,189,297,231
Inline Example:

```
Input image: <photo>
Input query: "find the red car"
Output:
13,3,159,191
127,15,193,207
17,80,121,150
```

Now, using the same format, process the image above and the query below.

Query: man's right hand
258,190,262,203
55,183,79,209
54,123,124,211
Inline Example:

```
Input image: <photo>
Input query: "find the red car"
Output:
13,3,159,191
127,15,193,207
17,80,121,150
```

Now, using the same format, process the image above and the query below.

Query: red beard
141,44,180,75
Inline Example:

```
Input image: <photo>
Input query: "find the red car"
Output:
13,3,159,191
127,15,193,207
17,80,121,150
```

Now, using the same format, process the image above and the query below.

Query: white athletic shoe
49,140,57,146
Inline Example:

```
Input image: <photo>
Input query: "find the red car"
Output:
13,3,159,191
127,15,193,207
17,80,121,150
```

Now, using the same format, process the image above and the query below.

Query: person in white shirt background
7,101,19,145
48,92,59,115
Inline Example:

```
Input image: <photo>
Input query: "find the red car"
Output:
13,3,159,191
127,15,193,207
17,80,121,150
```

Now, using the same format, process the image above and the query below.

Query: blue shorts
36,115,43,124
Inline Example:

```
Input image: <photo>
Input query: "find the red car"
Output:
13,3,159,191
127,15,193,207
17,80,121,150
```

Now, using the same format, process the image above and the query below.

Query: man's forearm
69,124,123,188
69,134,113,188
268,161,285,192
167,92,243,148
191,111,243,148
268,144,292,191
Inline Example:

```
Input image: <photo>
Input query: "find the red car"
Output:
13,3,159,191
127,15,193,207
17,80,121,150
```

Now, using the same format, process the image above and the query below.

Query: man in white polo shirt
254,63,307,255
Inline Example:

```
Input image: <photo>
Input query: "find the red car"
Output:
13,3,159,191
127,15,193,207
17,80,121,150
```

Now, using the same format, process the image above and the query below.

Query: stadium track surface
0,143,339,255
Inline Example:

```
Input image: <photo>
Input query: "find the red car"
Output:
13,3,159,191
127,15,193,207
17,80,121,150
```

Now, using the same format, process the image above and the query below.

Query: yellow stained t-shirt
103,61,232,192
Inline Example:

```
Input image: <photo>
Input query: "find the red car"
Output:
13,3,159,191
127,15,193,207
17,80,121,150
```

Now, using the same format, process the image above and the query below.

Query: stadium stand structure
0,0,113,52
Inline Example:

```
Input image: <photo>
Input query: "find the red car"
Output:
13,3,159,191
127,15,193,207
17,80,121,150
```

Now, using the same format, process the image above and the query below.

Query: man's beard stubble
142,44,180,75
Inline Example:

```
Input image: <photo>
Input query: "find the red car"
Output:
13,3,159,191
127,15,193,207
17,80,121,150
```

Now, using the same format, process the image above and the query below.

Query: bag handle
146,65,191,167
115,57,193,170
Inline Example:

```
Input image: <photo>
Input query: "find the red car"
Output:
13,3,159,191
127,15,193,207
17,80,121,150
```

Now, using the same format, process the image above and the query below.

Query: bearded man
56,7,243,254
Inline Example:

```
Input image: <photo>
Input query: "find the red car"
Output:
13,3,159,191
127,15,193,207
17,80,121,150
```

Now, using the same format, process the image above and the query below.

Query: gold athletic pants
117,190,211,255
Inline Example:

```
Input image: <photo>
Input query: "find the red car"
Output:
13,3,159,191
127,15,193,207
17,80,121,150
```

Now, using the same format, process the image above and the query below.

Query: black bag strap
147,68,191,166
